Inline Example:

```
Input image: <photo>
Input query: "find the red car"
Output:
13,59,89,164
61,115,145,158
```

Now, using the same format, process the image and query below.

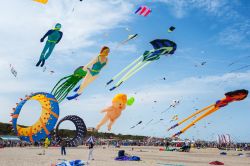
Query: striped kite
135,6,152,16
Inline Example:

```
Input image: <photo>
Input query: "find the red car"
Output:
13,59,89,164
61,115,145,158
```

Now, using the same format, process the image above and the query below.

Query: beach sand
0,146,250,166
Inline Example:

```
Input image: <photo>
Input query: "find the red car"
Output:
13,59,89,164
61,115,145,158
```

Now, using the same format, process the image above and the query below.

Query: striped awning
0,135,20,141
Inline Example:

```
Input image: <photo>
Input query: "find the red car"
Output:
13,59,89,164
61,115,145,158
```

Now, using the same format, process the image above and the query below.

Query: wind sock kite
117,34,138,48
130,121,142,129
106,39,177,91
168,89,248,137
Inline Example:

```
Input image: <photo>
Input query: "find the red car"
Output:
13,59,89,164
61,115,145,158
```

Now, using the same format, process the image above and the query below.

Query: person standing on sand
61,139,66,155
88,141,94,161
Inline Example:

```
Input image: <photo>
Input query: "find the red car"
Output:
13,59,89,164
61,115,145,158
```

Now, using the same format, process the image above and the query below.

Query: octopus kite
106,39,177,91
168,89,248,137
51,46,110,102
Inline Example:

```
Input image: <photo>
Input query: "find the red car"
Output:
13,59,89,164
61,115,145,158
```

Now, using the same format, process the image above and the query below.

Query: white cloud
156,0,240,19
217,20,250,49
0,0,133,72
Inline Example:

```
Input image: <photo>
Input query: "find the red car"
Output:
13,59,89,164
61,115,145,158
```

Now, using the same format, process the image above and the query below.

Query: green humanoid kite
36,23,63,67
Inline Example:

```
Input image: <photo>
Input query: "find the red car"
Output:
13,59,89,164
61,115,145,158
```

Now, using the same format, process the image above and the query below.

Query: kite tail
176,104,215,127
53,79,72,96
172,131,182,138
51,75,72,94
55,82,74,102
52,79,73,98
167,123,178,131
51,75,83,102
110,61,149,91
57,82,78,103
172,107,219,137
107,55,143,85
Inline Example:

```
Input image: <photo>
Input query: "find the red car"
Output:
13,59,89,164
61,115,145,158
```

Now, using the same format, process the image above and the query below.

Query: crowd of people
0,140,31,148
1,136,249,152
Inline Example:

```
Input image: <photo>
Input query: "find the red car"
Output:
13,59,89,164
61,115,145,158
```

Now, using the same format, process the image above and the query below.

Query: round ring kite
11,92,59,142
55,115,87,147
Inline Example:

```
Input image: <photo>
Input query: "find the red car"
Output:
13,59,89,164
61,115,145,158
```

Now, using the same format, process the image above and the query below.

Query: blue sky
0,0,250,142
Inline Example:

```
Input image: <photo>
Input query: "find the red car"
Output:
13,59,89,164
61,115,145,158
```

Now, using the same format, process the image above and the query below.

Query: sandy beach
0,146,250,166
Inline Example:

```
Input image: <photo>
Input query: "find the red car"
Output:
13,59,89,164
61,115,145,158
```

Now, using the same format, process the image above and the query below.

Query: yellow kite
34,0,48,4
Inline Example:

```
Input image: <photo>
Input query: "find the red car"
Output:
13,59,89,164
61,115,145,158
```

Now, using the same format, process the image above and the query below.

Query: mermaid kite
51,46,110,102
36,23,63,67
106,39,177,91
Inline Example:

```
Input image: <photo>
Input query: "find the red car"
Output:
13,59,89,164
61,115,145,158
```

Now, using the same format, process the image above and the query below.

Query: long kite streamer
168,89,248,137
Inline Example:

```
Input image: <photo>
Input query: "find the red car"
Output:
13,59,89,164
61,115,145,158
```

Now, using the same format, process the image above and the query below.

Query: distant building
87,127,97,132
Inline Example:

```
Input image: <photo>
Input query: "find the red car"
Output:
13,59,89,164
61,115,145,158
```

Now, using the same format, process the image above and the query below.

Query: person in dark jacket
61,139,67,155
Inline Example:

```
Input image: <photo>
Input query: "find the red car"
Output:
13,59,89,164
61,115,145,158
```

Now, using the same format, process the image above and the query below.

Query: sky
0,0,250,142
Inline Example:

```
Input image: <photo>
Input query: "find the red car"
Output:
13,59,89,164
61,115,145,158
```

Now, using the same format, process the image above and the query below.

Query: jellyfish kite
106,39,177,91
168,89,248,137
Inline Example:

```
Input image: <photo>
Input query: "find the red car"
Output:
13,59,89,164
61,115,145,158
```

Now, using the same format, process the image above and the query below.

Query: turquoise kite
36,23,63,67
